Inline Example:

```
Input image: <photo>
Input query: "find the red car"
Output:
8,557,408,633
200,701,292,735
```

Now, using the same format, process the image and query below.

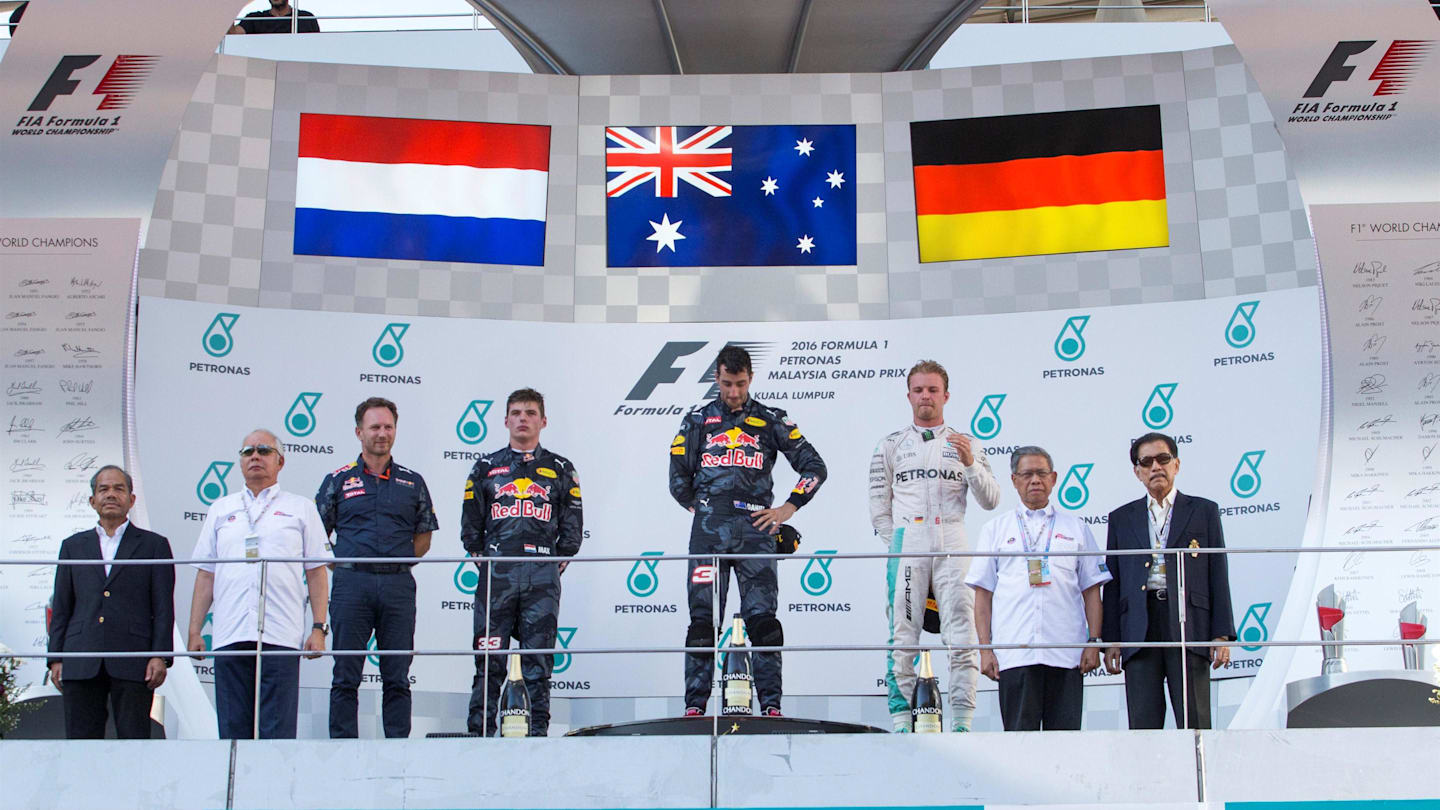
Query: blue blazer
47,525,175,682
1101,492,1235,663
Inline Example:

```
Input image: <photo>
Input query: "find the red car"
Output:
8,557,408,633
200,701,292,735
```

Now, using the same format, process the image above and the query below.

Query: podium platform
1286,669,1440,728
568,715,885,736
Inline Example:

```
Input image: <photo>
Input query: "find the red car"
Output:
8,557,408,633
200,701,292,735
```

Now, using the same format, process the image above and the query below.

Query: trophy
1399,602,1428,671
1316,584,1347,675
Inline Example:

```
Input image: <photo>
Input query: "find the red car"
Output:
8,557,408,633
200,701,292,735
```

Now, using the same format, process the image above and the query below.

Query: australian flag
605,124,857,267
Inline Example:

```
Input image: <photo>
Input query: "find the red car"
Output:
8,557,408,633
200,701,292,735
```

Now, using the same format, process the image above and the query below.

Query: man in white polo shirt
187,428,331,738
966,445,1109,730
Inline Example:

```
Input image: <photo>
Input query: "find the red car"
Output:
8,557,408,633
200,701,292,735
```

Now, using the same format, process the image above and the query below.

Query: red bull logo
702,428,764,468
490,477,553,521
494,477,550,500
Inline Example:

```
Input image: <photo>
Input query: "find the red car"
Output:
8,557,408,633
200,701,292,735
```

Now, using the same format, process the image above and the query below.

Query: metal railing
9,543,1437,738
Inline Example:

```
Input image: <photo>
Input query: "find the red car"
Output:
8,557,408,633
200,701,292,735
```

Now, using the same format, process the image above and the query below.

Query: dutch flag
293,113,549,266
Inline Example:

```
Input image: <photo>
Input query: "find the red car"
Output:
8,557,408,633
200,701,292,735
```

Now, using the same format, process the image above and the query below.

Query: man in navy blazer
47,465,175,738
1102,433,1234,729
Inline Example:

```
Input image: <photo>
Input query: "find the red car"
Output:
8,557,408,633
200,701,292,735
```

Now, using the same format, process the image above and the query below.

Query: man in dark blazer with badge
1102,433,1234,729
48,465,174,738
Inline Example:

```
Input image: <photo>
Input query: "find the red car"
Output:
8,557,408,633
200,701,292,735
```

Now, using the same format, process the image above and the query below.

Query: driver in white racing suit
869,360,1000,732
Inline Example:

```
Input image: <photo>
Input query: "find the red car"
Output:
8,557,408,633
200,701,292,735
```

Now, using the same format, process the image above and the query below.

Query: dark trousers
329,568,417,738
467,560,561,737
1123,593,1212,729
997,664,1083,731
684,507,782,711
63,665,154,739
214,642,301,739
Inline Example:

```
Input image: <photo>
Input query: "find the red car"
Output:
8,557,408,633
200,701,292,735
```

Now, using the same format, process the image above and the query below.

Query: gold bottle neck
917,650,934,679
507,652,523,680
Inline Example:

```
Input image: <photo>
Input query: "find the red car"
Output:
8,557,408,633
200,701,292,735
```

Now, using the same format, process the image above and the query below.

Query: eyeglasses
1013,470,1053,480
1136,453,1175,468
239,444,278,458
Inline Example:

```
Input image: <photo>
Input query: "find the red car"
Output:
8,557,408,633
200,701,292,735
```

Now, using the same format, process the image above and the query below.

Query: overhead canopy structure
465,0,988,75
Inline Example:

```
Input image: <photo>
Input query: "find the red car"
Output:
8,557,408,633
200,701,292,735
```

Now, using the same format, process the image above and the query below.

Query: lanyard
1015,508,1056,556
1147,500,1173,550
241,488,276,536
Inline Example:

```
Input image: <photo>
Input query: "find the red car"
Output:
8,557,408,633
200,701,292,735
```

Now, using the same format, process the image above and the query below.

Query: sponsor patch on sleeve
671,447,685,455
788,428,802,440
569,486,582,498
671,435,685,446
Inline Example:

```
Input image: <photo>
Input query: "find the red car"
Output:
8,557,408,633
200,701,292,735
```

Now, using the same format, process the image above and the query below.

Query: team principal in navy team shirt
316,397,439,739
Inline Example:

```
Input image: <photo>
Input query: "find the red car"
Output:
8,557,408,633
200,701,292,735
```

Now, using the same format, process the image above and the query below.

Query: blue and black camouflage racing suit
461,445,582,736
669,396,826,712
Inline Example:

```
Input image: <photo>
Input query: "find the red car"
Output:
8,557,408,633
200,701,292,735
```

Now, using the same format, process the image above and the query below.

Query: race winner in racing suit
869,361,999,732
669,345,827,716
461,389,582,736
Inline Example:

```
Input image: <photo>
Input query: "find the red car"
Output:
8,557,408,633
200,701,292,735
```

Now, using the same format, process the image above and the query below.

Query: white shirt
965,503,1112,671
1146,487,1177,591
191,484,330,649
96,520,129,576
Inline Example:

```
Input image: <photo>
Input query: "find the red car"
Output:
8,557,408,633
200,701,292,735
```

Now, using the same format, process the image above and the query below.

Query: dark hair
905,360,949,392
507,388,546,418
716,345,753,376
354,396,398,426
1129,432,1179,465
89,464,134,495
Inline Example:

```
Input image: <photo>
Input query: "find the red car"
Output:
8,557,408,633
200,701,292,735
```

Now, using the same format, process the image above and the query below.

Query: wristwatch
1087,636,1104,644
312,622,329,636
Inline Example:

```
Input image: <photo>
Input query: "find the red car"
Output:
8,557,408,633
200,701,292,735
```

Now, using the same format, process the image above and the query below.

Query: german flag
911,106,1168,263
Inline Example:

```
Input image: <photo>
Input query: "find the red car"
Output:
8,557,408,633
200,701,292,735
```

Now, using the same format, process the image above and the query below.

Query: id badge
1027,558,1050,587
244,533,260,559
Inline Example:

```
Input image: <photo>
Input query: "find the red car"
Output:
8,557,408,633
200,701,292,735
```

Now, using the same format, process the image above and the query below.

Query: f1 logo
1304,40,1435,98
691,565,716,584
28,54,158,112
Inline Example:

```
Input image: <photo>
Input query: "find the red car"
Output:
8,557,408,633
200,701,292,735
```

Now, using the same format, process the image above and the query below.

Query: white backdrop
135,287,1321,697
0,218,138,699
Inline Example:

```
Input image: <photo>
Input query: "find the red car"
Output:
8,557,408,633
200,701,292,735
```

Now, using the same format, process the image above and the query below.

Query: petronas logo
454,562,479,595
366,633,380,667
800,550,837,596
201,313,239,358
1053,315,1090,362
285,392,323,437
553,627,577,673
1142,384,1177,429
195,461,233,505
456,400,493,445
627,552,664,597
372,323,409,367
1238,602,1271,652
1225,301,1259,349
970,394,1006,440
1057,463,1093,510
1230,451,1265,498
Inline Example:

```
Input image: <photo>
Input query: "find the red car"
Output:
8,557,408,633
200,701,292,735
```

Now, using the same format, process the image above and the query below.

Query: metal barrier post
1176,547,1189,729
482,559,493,736
254,559,269,740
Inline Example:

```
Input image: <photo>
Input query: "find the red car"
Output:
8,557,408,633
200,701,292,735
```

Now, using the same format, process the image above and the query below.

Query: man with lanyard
967,446,1109,730
670,345,827,717
1102,432,1234,729
461,388,583,736
188,429,331,739
869,359,999,732
316,397,438,738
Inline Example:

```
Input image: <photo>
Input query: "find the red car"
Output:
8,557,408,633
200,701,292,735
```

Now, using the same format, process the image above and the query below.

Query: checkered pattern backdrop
139,47,1314,735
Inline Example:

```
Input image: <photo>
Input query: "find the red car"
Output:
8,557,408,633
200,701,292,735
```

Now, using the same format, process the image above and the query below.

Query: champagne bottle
498,652,531,737
911,650,943,734
721,615,754,716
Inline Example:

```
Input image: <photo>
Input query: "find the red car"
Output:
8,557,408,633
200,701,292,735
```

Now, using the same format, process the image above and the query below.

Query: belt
336,562,412,574
1147,589,1169,601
